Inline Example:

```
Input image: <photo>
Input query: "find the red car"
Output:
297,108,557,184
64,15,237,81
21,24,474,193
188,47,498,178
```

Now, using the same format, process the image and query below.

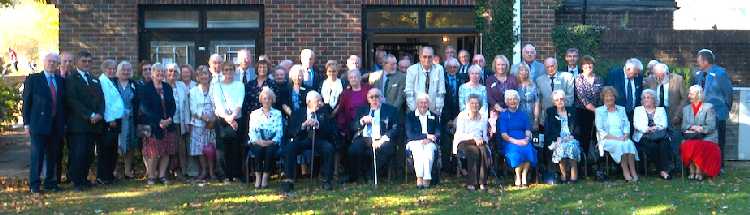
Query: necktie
658,84,665,107
626,79,633,109
242,70,248,84
549,76,555,91
424,70,430,93
366,109,374,137
383,74,390,95
48,76,57,116
307,69,314,86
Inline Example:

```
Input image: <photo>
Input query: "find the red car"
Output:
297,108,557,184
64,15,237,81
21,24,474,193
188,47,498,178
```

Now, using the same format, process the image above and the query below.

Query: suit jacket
23,72,65,135
351,103,400,140
405,111,441,142
535,72,575,121
606,69,643,112
137,81,176,139
368,70,406,110
302,65,325,92
64,70,104,134
404,64,446,115
543,106,576,146
692,65,733,119
681,102,717,143
441,72,466,123
280,85,311,116
644,73,687,128
511,60,545,81
287,106,337,143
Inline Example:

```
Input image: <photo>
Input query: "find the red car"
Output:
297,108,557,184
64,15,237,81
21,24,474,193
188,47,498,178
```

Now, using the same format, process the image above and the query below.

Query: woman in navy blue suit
138,63,177,185
405,93,441,189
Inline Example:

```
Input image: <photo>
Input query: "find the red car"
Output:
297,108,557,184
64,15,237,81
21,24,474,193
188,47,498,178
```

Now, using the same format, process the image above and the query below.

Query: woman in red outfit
680,85,721,180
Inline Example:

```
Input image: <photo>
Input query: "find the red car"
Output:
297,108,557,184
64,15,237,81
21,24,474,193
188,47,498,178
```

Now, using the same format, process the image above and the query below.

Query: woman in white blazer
633,89,673,180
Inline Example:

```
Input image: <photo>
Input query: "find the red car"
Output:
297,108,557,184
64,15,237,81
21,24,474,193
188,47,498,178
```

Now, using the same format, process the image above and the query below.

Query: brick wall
599,29,750,87
557,9,673,30
57,0,560,69
57,1,139,66
521,0,556,58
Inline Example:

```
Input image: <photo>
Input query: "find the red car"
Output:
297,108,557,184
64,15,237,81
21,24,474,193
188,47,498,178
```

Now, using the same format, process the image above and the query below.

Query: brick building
55,0,555,70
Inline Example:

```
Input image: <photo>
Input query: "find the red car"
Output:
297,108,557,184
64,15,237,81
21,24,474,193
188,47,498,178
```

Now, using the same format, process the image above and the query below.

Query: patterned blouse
517,82,539,125
485,75,518,109
247,108,284,145
574,74,604,109
458,83,488,112
243,78,274,114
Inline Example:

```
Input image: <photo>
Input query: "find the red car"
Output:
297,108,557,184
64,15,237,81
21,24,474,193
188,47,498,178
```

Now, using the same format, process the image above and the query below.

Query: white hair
347,55,360,64
300,49,314,60
468,64,482,74
306,90,322,104
260,86,276,103
552,89,566,101
166,63,179,73
209,54,224,63
641,89,658,106
623,58,644,72
237,49,251,61
445,58,459,67
504,89,520,102
523,44,536,52
288,64,304,79
416,93,431,104
647,60,660,69
689,85,704,101
653,63,669,74
116,61,133,78
151,63,164,73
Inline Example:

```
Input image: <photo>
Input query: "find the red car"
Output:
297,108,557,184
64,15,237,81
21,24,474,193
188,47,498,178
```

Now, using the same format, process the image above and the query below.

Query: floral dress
548,114,581,163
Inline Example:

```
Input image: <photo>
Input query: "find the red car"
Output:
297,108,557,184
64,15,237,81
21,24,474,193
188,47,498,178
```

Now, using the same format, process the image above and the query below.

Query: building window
366,11,419,29
144,10,199,29
149,41,195,66
207,10,261,28
425,9,474,29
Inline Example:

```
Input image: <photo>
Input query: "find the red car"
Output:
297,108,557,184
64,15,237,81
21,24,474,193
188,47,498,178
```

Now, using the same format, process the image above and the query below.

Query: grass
1,164,749,214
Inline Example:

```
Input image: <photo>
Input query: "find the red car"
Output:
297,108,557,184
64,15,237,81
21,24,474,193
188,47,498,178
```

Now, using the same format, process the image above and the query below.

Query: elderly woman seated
498,90,537,188
595,86,639,182
405,93,441,189
680,85,721,180
633,89,673,180
453,94,490,191
543,90,581,184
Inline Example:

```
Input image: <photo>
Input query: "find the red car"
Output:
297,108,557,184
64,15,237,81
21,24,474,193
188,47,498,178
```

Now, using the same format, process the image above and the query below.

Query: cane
372,139,378,186
310,125,316,181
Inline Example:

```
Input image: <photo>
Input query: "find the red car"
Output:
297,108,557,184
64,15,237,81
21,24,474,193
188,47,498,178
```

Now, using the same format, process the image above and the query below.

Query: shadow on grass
1,164,749,214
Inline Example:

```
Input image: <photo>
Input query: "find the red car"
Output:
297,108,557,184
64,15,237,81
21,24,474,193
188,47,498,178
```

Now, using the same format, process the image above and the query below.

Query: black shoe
281,181,294,194
30,188,41,194
73,186,86,192
322,181,333,191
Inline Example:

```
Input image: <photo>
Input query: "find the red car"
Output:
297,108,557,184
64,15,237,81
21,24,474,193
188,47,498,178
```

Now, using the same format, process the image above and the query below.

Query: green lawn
2,164,749,214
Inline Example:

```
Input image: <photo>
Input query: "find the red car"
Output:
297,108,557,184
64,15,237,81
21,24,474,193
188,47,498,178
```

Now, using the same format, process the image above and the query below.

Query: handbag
202,133,216,161
643,129,668,142
682,132,705,140
136,124,151,138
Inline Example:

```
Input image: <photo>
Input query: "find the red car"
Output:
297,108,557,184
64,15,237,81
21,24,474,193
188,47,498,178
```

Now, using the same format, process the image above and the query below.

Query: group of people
23,43,733,195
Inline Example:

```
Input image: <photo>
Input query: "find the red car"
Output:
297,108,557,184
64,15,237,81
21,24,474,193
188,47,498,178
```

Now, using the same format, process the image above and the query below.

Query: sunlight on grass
369,195,414,208
211,193,283,204
100,190,149,198
634,204,676,215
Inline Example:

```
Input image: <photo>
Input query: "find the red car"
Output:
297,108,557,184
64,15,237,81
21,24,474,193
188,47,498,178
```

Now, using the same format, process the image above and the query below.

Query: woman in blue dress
498,89,537,188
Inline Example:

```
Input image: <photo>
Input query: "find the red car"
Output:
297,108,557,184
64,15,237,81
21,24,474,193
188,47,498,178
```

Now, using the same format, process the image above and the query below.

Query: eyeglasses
368,95,380,98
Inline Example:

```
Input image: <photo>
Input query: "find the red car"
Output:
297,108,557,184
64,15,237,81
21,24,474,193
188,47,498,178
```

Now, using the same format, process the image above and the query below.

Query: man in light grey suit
535,57,574,123
511,44,545,80
368,54,406,111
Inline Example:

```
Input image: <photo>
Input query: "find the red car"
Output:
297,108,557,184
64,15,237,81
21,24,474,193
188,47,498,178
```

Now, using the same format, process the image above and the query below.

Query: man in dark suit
346,88,401,183
23,53,65,194
300,49,325,91
281,91,337,194
440,58,465,173
606,58,644,129
64,51,105,191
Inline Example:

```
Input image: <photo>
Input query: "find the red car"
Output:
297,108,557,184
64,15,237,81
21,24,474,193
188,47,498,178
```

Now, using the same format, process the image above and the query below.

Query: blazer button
41,112,45,116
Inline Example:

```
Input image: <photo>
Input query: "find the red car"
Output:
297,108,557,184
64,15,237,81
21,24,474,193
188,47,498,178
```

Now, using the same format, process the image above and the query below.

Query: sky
674,0,750,30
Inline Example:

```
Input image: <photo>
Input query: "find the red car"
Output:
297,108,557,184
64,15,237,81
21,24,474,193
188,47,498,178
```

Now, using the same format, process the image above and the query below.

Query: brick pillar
264,1,362,66
57,1,139,66
521,0,556,58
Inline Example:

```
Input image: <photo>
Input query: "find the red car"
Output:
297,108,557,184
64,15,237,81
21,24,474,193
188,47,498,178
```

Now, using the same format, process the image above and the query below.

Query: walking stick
310,126,316,181
373,139,378,186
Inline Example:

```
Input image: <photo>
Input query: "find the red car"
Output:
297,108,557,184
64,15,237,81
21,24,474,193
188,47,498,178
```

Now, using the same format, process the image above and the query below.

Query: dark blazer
280,85,311,116
606,68,643,111
405,111,441,142
543,106,577,146
287,105,337,142
351,103,400,139
64,70,104,134
441,72,467,123
22,72,65,135
137,81,176,139
303,65,325,92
